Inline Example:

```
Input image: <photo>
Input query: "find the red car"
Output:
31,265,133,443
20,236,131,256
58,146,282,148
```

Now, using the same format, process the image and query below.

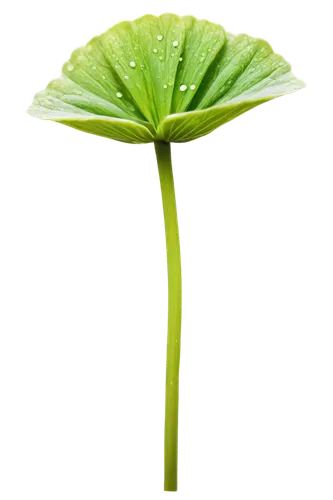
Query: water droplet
173,40,179,47
180,84,187,92
159,56,163,61
171,53,175,57
163,84,167,88
179,57,183,61
190,84,196,90
153,48,158,54
124,75,129,79
116,92,123,98
129,61,136,68
201,52,206,57
157,34,163,41
102,75,106,79
67,63,74,72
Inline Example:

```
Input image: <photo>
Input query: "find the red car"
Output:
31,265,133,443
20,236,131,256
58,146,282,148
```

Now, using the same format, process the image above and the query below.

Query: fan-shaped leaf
28,14,304,144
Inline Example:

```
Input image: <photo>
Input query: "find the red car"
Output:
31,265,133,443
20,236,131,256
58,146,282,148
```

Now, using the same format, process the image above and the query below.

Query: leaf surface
28,14,305,144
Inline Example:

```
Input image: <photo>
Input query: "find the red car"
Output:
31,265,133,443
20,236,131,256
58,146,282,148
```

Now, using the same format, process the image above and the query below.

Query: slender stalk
155,141,182,492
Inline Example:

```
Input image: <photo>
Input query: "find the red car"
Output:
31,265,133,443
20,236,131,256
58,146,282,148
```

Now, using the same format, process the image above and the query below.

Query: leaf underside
28,14,305,144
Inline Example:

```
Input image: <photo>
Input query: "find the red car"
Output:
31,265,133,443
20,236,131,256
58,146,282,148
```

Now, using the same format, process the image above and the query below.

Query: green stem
155,141,182,492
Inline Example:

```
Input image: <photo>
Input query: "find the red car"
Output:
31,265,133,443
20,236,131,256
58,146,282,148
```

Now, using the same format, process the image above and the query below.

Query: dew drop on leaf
124,75,129,79
179,57,183,61
180,84,187,92
190,84,196,90
116,92,123,98
153,48,158,54
157,35,163,41
173,40,179,47
129,61,136,68
163,84,167,88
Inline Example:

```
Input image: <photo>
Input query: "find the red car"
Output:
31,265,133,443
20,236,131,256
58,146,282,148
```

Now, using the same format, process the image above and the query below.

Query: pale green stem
154,141,182,492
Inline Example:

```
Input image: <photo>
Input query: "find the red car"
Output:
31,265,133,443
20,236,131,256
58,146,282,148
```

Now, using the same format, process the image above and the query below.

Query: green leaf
190,33,302,108
156,99,264,143
30,74,148,124
60,42,146,123
49,116,154,144
157,67,304,143
28,14,305,144
98,14,185,127
171,16,226,114
27,103,154,144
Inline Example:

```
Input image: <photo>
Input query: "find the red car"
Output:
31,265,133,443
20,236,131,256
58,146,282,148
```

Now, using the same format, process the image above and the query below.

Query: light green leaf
156,98,272,143
190,33,301,109
157,70,304,143
98,14,185,126
30,74,148,125
60,41,145,122
28,14,305,144
49,116,154,144
171,16,226,113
